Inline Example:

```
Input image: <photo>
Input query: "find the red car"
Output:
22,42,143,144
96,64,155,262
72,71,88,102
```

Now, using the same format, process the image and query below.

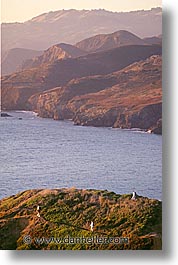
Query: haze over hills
1,48,43,75
1,45,162,111
1,30,162,76
76,30,147,53
143,35,162,45
21,30,161,71
2,8,162,53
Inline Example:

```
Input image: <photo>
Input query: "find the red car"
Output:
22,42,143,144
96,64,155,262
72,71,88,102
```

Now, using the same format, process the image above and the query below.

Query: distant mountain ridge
1,30,162,75
76,30,147,53
1,48,43,75
1,44,162,111
2,8,162,53
20,30,162,72
143,35,162,45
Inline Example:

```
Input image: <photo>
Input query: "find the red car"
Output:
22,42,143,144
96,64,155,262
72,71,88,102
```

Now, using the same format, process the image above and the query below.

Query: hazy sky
1,0,162,23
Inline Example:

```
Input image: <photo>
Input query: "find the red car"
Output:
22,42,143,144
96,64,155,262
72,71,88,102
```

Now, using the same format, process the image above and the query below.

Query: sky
1,0,162,23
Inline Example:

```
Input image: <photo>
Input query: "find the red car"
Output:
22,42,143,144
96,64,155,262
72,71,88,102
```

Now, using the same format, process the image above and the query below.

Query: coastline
1,110,162,135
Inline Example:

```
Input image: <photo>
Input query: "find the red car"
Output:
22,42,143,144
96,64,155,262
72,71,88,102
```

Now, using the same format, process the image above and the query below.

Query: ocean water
0,111,162,200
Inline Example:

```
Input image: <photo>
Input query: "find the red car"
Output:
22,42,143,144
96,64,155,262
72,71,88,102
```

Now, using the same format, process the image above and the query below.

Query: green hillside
0,188,162,250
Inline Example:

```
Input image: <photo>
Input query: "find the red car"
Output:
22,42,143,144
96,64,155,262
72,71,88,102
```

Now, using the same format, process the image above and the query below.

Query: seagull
37,212,40,218
131,191,136,200
90,221,94,232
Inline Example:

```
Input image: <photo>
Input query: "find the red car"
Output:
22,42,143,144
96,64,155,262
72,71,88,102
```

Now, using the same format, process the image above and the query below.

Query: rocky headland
29,55,162,134
1,30,162,134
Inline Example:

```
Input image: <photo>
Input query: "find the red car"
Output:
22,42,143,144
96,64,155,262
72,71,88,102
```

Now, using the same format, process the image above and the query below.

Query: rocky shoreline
0,188,162,250
1,50,162,136
35,107,162,135
26,55,162,135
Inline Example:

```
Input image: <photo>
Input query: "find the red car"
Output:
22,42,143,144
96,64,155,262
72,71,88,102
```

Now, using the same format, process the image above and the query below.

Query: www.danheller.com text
23,235,129,245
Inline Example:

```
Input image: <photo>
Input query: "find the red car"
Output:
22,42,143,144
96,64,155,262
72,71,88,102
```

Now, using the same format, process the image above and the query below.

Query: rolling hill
0,188,162,250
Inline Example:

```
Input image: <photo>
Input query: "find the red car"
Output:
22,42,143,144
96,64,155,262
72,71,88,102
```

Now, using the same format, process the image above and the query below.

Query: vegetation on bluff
0,188,162,250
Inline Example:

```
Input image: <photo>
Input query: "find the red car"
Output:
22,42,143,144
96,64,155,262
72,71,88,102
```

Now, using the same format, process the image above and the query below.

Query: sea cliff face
28,55,162,134
0,188,162,250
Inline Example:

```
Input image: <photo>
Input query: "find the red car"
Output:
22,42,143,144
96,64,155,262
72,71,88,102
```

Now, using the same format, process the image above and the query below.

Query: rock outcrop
0,112,12,117
149,119,162,135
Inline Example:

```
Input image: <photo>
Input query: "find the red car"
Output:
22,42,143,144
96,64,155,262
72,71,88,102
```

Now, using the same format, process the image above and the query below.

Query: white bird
37,212,40,218
131,191,136,200
90,221,94,232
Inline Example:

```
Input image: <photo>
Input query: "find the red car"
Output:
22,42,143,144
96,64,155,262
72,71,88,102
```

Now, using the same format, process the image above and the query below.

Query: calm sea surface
0,111,162,200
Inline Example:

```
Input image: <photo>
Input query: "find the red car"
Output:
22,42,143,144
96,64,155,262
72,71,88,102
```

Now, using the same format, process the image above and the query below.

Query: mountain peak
21,43,86,70
76,30,146,53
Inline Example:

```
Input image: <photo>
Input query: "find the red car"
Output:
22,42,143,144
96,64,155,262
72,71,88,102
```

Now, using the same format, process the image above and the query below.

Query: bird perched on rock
131,191,137,200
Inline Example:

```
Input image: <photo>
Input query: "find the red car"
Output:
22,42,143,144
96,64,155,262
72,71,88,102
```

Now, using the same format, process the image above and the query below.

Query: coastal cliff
1,44,161,112
29,55,162,134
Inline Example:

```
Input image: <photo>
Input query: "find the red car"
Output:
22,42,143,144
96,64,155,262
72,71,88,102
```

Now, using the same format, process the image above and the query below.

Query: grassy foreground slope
0,188,162,250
